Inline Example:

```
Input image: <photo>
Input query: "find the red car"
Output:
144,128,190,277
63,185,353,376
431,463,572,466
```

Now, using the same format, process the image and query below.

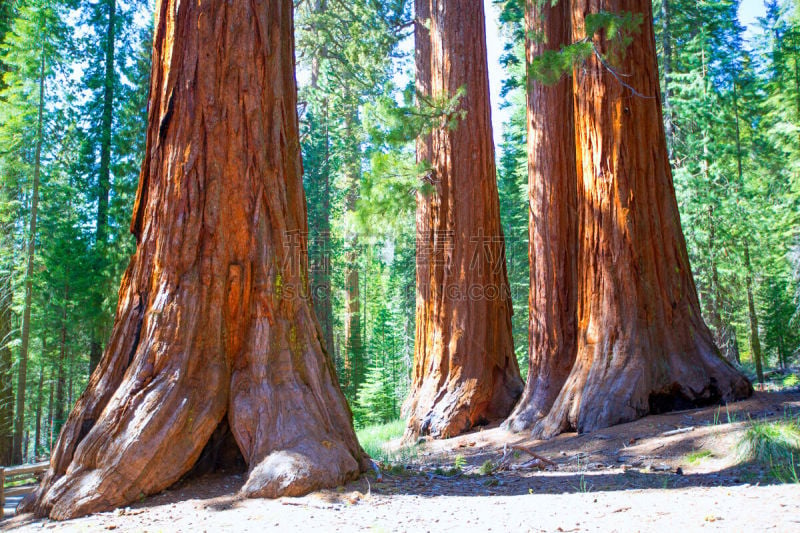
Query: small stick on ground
661,427,694,437
511,445,556,467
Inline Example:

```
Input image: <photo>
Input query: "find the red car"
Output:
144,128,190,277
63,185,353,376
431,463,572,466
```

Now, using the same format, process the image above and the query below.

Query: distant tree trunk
529,0,751,438
316,104,335,357
46,365,53,453
0,272,12,465
343,112,364,397
89,0,118,374
744,242,764,385
33,363,43,459
404,0,523,439
706,205,739,365
698,59,738,366
25,0,366,520
54,281,68,439
505,0,578,432
0,1,15,467
67,348,74,408
794,38,800,123
306,0,335,362
661,0,674,157
729,77,762,381
13,44,46,465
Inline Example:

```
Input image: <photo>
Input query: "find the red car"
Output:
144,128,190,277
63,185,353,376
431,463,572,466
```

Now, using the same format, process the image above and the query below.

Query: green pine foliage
495,0,530,376
656,0,800,376
296,0,414,423
0,0,152,462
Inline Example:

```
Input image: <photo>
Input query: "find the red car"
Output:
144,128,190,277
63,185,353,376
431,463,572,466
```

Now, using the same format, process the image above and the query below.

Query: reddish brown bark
505,0,579,432
24,0,366,519
404,0,523,439
343,114,364,396
528,0,752,438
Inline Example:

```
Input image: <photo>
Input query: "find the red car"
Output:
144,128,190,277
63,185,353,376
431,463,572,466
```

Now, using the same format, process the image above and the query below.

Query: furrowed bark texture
505,0,579,433
529,0,752,438
405,0,523,439
24,0,366,519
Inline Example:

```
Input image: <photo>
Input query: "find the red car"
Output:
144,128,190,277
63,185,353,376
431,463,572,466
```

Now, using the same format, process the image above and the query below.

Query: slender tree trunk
33,363,43,459
46,365,53,452
706,205,739,364
13,44,46,465
705,205,724,334
661,0,674,157
505,0,579,432
25,0,366,519
0,271,13,465
306,0,335,362
54,281,68,439
318,101,335,357
793,34,800,121
0,10,13,464
529,0,751,438
744,242,764,385
67,347,74,408
89,0,118,373
404,0,523,439
730,78,761,380
0,22,13,459
343,112,364,397
699,46,738,366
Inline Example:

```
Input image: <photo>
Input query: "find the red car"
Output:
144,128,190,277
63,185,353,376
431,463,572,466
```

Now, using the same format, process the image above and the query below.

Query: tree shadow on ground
5,390,799,526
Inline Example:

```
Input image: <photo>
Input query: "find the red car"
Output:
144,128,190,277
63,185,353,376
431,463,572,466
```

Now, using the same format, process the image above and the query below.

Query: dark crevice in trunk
181,417,246,481
648,380,723,415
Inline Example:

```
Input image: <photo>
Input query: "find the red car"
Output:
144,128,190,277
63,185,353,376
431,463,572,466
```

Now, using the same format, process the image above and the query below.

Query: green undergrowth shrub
737,415,800,483
356,419,417,466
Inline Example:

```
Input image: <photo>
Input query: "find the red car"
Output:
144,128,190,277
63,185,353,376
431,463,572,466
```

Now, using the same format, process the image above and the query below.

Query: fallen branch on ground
661,427,694,437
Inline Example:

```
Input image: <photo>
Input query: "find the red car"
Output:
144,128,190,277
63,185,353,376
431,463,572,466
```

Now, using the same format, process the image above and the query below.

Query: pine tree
0,0,18,467
296,0,410,400
0,0,72,463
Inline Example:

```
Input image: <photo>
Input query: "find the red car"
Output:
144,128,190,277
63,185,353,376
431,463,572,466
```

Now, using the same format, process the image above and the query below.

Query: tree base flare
524,343,753,440
242,440,361,499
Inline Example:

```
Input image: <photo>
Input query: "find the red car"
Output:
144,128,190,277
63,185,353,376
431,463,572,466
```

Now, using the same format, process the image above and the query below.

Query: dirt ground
3,390,799,532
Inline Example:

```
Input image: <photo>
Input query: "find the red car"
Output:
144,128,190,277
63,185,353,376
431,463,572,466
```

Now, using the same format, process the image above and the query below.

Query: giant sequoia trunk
505,0,578,432
404,0,523,439
24,0,366,520
524,0,752,438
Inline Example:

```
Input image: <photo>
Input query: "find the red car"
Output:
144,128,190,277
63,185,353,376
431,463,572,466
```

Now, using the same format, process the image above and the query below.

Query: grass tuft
356,419,417,466
783,374,799,388
479,459,495,475
686,450,713,464
737,415,800,482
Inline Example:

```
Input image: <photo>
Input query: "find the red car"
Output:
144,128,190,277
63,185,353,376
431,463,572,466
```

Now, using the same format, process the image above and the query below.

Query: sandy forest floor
3,390,800,532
